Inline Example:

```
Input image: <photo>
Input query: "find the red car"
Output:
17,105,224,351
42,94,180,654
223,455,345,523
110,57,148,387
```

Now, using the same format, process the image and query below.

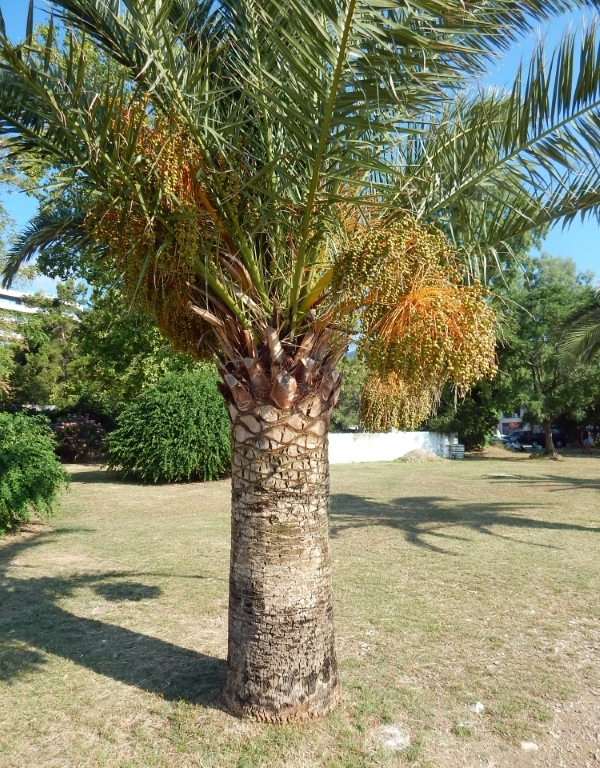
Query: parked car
506,431,545,451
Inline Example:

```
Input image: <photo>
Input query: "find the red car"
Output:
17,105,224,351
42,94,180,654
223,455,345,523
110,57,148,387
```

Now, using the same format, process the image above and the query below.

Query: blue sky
1,3,600,294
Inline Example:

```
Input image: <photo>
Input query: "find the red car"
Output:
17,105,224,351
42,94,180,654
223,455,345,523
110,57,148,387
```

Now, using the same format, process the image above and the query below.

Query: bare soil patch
1,454,599,767
398,448,446,463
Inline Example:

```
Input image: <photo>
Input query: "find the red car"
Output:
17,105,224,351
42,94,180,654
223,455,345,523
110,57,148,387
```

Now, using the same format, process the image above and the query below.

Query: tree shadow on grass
66,467,209,487
330,494,600,554
485,473,600,493
0,531,226,707
67,467,136,484
68,470,112,484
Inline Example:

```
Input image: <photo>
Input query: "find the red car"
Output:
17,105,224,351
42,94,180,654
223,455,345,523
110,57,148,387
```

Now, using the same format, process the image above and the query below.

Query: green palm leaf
2,206,89,285
384,23,600,278
562,287,600,362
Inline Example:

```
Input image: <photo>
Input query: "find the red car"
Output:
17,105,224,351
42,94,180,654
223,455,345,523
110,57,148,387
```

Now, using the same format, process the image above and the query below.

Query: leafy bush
0,412,70,534
54,414,107,462
106,368,230,483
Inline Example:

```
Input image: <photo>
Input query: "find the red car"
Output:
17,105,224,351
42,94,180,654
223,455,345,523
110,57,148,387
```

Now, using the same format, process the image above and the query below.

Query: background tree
425,377,514,450
4,0,600,721
330,355,367,433
74,287,200,413
1,276,204,416
421,238,548,450
8,281,85,408
0,311,16,402
502,255,600,456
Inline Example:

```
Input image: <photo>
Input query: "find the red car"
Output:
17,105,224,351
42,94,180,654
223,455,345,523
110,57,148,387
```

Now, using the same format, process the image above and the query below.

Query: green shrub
0,412,70,534
106,368,230,483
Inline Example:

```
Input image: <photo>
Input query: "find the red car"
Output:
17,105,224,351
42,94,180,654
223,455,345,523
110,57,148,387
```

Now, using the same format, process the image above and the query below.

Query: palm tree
3,0,600,721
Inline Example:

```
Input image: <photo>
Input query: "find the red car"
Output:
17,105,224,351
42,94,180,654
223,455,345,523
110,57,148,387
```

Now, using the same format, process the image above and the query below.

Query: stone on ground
370,724,411,751
520,741,539,751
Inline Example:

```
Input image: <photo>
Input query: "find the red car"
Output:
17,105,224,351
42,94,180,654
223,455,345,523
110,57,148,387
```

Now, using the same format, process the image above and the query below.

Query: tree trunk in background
223,393,339,722
543,419,557,457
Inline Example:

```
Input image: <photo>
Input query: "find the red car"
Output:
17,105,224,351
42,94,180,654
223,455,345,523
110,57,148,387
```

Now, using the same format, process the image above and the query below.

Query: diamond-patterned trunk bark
223,393,339,721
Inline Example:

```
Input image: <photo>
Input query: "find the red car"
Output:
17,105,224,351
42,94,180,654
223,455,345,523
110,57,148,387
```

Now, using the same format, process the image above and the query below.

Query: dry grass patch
1,451,599,767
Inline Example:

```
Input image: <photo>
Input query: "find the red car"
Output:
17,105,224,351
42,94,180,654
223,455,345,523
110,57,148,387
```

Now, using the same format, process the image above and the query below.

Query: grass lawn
1,449,599,767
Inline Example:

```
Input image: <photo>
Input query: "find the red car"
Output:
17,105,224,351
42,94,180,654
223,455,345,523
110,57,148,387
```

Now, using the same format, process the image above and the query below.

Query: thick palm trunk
217,324,343,720
223,392,339,721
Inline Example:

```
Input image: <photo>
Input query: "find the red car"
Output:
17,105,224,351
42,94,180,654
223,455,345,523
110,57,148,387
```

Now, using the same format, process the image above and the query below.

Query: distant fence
328,431,455,464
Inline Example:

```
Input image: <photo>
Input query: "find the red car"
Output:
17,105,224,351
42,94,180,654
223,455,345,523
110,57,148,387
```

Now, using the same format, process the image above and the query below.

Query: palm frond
386,22,600,277
562,288,600,362
2,206,89,287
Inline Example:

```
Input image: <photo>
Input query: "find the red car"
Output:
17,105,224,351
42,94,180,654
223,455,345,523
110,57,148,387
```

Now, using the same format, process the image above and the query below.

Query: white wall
328,431,454,464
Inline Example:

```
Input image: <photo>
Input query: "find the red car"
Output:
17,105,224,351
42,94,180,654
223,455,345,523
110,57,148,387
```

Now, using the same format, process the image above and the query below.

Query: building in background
0,288,40,345
497,409,524,436
497,408,545,438
0,287,39,315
